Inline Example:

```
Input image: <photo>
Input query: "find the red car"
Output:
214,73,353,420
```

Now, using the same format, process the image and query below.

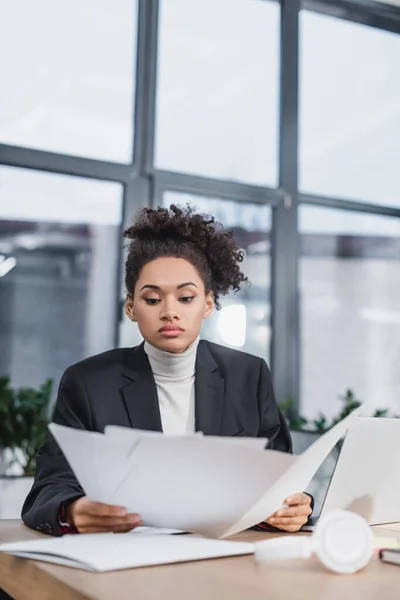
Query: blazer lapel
195,341,225,435
122,343,163,432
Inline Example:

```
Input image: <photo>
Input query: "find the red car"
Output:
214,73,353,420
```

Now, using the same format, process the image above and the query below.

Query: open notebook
0,533,253,572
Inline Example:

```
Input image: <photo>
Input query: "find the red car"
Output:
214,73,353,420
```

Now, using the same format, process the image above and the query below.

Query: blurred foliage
279,388,397,433
0,377,53,476
277,397,309,431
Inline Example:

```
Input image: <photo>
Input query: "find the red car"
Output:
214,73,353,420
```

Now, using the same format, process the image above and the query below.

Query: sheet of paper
221,407,362,537
0,533,254,572
108,436,296,538
131,526,185,535
49,424,134,503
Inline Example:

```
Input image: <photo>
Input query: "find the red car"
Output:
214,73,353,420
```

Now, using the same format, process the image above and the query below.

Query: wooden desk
1,520,399,600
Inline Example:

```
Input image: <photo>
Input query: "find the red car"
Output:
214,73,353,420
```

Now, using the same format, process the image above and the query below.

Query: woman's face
125,257,214,353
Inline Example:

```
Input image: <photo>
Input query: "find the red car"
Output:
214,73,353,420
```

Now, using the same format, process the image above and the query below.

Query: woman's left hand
265,493,312,532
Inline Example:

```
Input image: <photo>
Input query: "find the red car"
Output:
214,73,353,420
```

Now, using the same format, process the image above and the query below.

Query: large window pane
155,0,280,186
300,205,400,422
0,167,123,390
0,0,137,163
300,12,400,207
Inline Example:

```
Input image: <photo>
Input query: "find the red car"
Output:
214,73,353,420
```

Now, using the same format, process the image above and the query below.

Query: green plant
279,388,396,434
277,397,309,431
329,389,362,428
0,377,53,477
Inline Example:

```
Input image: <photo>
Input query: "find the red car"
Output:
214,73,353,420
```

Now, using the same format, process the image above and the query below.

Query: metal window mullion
299,193,400,219
302,0,400,35
133,0,159,174
271,0,301,408
0,144,133,182
153,170,284,205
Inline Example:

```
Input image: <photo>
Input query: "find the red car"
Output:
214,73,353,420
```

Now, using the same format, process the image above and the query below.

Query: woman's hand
265,493,312,533
66,496,142,534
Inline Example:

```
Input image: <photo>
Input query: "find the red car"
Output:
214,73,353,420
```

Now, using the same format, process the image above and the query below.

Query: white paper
48,424,135,503
49,407,361,539
50,422,294,537
108,437,295,538
221,408,362,537
0,533,253,572
131,526,185,535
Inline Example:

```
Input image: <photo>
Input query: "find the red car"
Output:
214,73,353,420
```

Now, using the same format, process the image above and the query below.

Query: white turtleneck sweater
144,337,199,435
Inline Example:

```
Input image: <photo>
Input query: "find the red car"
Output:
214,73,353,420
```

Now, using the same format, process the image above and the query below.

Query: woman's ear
125,294,136,322
203,293,214,320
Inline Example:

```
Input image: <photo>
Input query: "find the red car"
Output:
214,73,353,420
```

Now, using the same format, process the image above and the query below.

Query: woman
22,204,312,535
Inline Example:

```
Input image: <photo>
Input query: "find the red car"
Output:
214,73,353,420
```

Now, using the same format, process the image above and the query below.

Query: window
0,0,138,163
299,205,400,421
299,11,400,207
155,0,280,186
0,166,123,389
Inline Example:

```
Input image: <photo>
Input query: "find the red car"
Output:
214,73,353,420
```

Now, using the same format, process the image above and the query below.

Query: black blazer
22,340,292,535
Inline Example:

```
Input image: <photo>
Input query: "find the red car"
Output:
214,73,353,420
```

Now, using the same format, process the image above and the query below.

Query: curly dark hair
123,204,248,310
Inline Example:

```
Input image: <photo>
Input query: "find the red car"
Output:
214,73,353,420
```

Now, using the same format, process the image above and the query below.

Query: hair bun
123,205,217,244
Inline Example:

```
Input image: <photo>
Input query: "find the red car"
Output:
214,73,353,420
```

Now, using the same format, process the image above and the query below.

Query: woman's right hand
65,496,142,534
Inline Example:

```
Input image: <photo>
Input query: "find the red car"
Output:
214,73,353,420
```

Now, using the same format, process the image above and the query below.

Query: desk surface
1,520,400,600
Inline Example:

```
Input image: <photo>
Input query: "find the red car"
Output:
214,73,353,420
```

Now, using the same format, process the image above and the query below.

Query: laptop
301,417,400,531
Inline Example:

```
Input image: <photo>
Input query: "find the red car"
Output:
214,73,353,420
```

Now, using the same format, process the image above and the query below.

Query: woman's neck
144,337,200,379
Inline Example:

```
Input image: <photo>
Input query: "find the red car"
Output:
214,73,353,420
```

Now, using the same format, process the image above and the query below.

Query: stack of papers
49,408,360,539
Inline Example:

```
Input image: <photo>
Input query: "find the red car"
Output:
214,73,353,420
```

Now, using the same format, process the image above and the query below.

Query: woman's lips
158,327,184,338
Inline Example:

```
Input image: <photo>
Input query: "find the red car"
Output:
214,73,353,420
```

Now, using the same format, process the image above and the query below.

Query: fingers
85,502,129,518
273,504,312,518
69,497,129,521
82,514,142,527
74,513,142,532
69,497,142,534
264,492,312,533
265,520,305,533
265,514,308,533
284,493,311,507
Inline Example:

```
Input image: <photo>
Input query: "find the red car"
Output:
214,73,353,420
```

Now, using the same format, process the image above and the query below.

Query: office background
0,0,399,423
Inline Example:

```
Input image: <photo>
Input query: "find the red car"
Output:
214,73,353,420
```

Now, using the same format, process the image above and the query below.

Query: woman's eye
144,298,160,305
179,296,194,303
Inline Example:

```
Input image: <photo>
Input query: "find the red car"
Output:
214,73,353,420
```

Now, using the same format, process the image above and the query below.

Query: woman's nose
160,300,180,321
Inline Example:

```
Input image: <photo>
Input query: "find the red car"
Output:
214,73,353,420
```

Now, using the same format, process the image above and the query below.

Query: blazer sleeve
21,365,92,536
257,359,292,453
